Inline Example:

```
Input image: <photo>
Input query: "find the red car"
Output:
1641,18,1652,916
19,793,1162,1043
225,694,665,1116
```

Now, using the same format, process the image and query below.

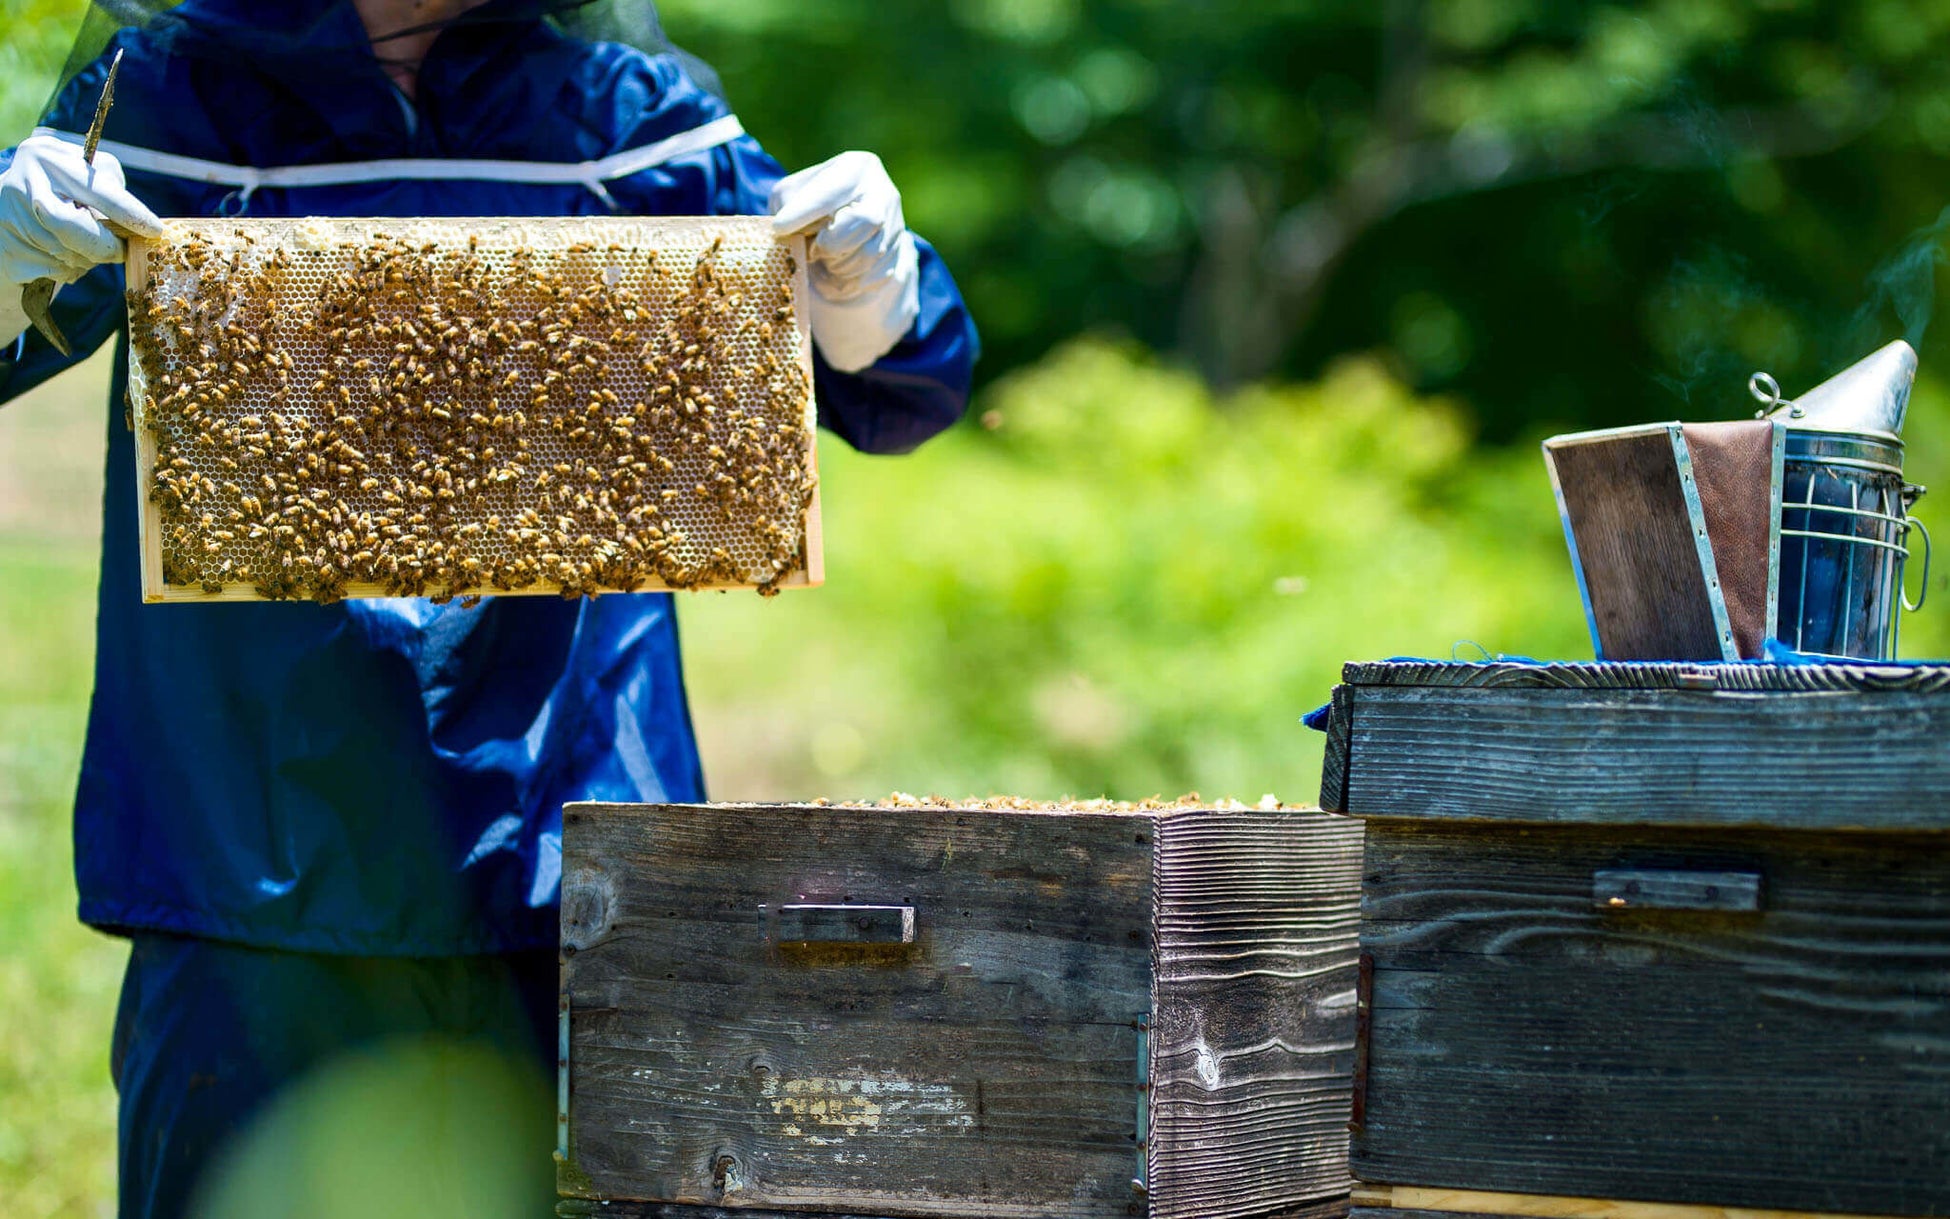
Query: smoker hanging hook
1749,370,1806,419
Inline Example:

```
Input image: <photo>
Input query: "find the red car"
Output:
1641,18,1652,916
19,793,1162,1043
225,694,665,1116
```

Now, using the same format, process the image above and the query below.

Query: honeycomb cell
125,216,818,603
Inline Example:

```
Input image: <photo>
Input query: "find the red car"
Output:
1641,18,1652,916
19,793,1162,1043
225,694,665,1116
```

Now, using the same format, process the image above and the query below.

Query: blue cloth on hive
1300,651,1541,730
0,0,979,955
1760,638,1945,664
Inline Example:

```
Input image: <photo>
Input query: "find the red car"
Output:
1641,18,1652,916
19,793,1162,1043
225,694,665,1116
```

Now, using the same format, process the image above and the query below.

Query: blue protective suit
2,0,977,957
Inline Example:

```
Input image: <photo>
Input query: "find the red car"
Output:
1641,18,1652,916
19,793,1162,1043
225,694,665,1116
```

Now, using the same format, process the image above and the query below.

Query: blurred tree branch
1185,35,1889,388
610,2,1950,433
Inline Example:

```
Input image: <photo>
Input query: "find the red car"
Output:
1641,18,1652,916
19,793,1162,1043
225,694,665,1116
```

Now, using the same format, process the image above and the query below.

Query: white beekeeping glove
769,150,921,374
0,289,26,354
0,132,164,347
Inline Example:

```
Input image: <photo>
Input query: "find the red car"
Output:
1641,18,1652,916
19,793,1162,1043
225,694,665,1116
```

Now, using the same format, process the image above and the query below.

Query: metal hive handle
1593,868,1763,913
763,903,916,945
1904,515,1931,614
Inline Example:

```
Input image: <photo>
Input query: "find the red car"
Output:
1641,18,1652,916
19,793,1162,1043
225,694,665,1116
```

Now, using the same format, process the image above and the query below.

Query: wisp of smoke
1649,247,1795,406
1851,203,1950,350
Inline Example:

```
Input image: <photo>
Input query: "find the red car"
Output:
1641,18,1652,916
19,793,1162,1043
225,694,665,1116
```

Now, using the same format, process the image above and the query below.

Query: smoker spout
1790,339,1917,438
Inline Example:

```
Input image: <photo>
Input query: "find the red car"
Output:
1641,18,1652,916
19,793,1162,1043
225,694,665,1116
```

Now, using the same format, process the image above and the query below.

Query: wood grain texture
1352,1184,1908,1219
1356,1207,1521,1219
1354,821,1950,1216
1337,683,1950,829
557,1201,897,1217
1338,661,1950,693
1319,685,1352,814
1351,1205,1900,1219
562,803,1362,1219
1147,810,1363,1219
560,802,1155,1218
557,1197,1353,1219
558,1202,898,1219
1545,426,1725,661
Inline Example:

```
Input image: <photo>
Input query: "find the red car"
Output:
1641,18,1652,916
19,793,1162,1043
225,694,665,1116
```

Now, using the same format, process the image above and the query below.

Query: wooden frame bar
1355,1184,1910,1219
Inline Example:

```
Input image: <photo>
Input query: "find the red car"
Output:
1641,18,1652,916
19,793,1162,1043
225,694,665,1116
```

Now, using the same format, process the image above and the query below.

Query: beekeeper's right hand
0,133,164,345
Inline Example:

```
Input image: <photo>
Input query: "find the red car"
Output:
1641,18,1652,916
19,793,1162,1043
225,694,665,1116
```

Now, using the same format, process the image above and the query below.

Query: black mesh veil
50,0,722,112
560,0,725,97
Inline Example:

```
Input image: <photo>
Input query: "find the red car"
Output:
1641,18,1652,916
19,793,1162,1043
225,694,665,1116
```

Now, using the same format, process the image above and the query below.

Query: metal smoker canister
1754,340,1930,660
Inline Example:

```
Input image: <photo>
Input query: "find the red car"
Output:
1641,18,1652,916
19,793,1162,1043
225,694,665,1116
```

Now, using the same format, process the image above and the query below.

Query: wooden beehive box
1319,660,1950,1219
556,800,1364,1219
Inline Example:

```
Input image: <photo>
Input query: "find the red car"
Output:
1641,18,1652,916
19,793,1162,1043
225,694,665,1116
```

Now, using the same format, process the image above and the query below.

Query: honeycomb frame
126,216,822,604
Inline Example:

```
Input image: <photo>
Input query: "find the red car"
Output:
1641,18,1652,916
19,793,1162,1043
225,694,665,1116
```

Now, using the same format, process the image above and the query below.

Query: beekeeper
0,1,977,1215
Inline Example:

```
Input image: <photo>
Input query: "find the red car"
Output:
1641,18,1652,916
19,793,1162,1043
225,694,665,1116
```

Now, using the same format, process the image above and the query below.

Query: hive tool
21,48,123,359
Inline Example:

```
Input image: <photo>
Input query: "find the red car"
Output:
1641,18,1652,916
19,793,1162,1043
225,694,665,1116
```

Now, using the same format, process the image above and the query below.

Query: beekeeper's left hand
769,151,920,373
0,133,164,287
0,133,165,349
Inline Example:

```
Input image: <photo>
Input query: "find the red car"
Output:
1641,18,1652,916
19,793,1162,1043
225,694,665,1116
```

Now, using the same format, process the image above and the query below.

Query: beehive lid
1317,658,1950,828
126,215,821,603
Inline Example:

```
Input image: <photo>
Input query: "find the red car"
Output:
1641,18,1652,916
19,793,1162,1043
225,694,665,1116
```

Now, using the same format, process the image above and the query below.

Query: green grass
0,538,120,1219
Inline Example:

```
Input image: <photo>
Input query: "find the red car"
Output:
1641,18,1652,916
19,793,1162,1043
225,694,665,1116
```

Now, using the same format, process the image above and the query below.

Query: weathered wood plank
1339,660,1950,693
1352,1183,1910,1219
558,1202,899,1219
1354,821,1950,1216
561,803,1155,1218
1319,685,1352,813
1350,1204,1897,1219
1338,684,1950,828
1355,1208,1520,1219
557,1197,1352,1219
1148,810,1363,1219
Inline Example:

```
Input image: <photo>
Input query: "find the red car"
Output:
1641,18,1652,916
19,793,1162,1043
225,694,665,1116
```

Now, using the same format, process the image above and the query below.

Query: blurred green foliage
683,337,1587,800
660,0,1950,437
10,1,1950,438
0,0,85,139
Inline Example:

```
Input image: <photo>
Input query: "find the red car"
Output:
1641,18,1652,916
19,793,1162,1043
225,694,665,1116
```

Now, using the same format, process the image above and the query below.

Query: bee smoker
1751,340,1930,660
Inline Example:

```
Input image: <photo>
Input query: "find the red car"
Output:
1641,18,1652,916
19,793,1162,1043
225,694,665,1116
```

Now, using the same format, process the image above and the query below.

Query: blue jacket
0,0,976,955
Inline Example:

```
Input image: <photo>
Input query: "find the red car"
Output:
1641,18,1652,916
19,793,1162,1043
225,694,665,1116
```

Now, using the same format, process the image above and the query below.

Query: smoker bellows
125,216,822,603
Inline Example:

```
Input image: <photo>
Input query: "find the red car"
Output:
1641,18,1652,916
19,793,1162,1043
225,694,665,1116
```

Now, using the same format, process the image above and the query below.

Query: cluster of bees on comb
126,220,816,602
